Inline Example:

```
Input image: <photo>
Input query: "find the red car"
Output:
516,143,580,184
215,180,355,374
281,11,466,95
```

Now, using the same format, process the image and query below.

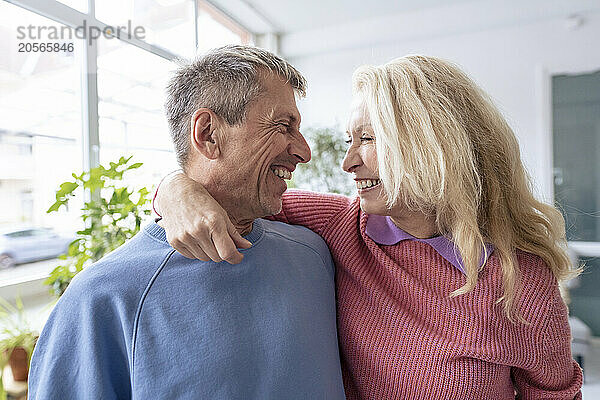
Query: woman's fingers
209,218,247,264
156,172,253,264
230,221,253,250
188,242,215,262
173,243,197,259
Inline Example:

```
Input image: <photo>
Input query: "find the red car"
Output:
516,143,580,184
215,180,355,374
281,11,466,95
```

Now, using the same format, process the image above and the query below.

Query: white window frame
0,0,255,296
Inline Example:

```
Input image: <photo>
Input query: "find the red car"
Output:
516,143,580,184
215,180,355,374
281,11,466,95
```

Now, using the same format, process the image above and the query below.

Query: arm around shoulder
276,189,352,235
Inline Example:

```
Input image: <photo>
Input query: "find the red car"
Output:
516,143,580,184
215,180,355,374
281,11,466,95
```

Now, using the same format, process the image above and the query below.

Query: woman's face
342,99,389,215
341,99,438,237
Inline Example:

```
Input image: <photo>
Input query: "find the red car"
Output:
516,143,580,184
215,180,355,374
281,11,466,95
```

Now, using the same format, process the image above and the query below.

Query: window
56,0,88,13
96,0,197,59
97,37,179,187
0,0,251,287
197,1,251,53
0,2,83,232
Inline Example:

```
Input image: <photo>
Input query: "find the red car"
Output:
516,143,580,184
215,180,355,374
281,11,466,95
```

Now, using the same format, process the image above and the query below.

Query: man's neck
191,173,257,237
228,213,254,236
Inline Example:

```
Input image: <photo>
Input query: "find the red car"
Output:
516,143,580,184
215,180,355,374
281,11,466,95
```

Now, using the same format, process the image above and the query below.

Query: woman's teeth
272,168,292,180
356,179,380,190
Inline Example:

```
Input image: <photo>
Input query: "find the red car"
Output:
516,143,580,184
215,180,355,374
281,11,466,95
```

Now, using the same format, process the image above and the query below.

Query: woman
155,55,582,399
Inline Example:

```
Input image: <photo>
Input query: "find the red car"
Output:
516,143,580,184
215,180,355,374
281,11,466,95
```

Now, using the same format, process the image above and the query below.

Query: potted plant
45,156,152,297
0,296,38,387
292,126,355,196
0,348,8,400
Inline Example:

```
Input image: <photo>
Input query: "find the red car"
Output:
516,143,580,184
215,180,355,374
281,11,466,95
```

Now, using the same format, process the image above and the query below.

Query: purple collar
365,214,493,274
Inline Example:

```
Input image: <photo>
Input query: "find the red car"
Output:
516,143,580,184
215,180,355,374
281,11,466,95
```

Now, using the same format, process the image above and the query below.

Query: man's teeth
272,168,292,180
356,179,381,190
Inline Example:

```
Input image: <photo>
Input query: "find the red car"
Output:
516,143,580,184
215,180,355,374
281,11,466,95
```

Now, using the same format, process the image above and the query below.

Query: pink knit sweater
276,190,583,400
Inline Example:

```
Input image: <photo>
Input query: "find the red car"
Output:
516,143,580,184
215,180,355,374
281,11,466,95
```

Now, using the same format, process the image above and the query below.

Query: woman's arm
277,189,352,234
154,173,351,264
511,284,583,399
154,172,252,263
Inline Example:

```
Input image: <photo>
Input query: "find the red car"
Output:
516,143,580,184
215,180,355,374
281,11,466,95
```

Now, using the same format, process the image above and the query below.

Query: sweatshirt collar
144,218,265,247
365,214,492,274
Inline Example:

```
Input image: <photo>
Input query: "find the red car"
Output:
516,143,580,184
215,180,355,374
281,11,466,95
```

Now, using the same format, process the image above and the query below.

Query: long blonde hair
352,55,578,321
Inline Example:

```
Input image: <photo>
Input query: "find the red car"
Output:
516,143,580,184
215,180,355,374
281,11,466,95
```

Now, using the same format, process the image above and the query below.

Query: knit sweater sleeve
267,189,352,236
511,278,583,399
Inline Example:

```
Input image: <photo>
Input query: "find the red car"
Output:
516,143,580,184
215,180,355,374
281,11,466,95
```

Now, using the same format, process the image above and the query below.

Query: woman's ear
190,108,221,160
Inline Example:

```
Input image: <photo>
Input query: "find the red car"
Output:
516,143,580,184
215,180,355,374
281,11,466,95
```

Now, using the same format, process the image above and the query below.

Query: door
552,70,600,335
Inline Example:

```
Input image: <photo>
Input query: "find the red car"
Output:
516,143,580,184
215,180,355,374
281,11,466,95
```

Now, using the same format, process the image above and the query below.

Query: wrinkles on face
226,107,292,218
344,102,379,176
247,109,285,169
217,76,305,221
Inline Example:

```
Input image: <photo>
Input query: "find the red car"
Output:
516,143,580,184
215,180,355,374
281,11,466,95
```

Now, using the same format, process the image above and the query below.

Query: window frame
1,0,252,292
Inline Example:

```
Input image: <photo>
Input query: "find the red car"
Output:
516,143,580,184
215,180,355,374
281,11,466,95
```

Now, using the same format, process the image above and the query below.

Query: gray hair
164,45,307,168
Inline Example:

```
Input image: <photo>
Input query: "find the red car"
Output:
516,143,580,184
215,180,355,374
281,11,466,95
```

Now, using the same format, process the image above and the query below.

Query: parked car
0,227,74,269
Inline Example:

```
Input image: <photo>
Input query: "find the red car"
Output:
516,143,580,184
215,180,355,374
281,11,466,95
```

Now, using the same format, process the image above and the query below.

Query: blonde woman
155,55,583,399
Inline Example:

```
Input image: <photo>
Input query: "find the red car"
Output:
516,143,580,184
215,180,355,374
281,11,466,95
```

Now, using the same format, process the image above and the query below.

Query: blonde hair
352,55,578,321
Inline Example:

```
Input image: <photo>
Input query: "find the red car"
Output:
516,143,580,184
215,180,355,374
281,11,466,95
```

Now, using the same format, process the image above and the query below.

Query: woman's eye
360,137,374,143
344,138,352,144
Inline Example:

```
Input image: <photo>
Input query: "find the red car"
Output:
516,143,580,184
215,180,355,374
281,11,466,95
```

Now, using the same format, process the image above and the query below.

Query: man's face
218,74,311,219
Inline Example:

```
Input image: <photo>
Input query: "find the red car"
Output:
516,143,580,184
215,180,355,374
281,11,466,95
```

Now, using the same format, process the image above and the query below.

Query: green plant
0,296,38,398
0,353,6,400
0,339,7,400
292,126,355,196
45,156,152,297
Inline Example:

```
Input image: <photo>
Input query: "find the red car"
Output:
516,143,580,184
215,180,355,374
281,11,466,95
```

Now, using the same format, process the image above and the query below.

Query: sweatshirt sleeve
28,271,133,400
511,283,583,399
268,189,352,236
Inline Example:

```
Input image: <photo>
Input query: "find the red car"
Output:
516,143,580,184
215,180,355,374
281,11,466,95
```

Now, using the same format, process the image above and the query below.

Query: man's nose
290,133,311,163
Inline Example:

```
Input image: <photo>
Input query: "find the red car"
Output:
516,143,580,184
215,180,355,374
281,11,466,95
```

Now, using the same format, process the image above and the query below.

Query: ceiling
207,0,476,34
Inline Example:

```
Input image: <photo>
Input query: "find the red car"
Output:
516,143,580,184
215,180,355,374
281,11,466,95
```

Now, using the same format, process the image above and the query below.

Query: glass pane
197,1,250,54
97,37,179,191
56,0,88,13
0,2,84,281
95,0,196,58
552,71,600,242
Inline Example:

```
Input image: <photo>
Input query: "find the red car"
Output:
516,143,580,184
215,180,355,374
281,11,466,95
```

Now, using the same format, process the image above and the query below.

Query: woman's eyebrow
349,124,368,134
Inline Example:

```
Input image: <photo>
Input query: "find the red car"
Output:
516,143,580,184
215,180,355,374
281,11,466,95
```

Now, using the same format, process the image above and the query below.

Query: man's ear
190,108,221,160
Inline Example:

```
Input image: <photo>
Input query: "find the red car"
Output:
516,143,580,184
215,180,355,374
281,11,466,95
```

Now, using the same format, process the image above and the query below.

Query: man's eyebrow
277,113,301,127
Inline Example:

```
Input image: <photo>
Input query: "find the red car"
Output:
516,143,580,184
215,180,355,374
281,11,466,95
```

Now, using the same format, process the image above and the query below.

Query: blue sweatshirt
29,219,346,399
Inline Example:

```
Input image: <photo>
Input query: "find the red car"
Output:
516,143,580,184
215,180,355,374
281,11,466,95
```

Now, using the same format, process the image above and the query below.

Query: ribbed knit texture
276,190,583,400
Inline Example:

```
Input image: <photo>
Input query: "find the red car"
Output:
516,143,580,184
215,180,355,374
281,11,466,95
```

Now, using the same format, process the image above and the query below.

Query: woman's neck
389,211,438,239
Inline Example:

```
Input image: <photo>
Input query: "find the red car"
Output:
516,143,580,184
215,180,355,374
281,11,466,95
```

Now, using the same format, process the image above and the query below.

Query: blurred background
0,0,599,396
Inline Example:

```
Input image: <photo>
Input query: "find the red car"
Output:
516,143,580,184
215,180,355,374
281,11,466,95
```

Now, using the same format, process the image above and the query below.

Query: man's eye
276,123,290,131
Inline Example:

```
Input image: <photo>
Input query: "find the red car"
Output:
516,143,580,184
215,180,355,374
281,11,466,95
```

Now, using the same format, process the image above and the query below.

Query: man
29,45,346,399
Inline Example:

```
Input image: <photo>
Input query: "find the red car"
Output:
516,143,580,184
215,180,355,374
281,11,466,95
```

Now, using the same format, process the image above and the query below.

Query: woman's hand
155,172,252,264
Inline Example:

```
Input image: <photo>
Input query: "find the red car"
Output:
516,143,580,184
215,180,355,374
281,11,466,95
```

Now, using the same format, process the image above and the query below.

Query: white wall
285,2,600,201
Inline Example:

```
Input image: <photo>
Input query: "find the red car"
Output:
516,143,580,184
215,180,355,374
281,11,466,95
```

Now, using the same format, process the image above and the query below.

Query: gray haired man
29,45,346,399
